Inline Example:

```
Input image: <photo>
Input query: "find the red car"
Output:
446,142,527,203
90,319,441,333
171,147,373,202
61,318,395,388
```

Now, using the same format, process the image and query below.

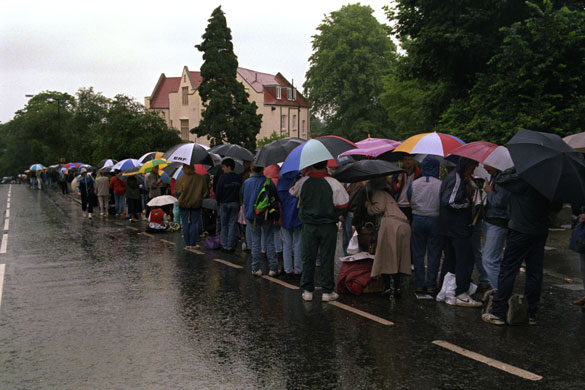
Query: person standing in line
174,164,207,249
78,168,95,219
95,171,110,217
278,170,303,279
125,174,141,222
481,165,511,290
571,205,585,307
145,165,163,218
109,169,126,218
215,158,241,252
289,161,349,302
392,155,421,222
59,168,69,194
408,156,443,295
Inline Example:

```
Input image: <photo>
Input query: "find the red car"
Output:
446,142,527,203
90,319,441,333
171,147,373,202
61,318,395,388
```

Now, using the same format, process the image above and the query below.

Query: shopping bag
347,231,359,255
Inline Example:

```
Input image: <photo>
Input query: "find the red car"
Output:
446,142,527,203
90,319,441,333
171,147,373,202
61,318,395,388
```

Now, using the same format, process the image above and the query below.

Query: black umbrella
209,144,254,161
163,143,214,166
507,128,585,204
254,137,304,167
333,159,404,183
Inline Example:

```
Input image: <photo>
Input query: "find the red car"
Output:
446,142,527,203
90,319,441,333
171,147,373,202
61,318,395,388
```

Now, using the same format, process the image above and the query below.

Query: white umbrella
147,195,178,207
111,159,141,171
163,143,214,166
563,132,585,153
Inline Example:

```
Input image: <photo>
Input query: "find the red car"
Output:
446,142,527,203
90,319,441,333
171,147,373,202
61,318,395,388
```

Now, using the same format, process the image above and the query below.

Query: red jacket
109,176,126,195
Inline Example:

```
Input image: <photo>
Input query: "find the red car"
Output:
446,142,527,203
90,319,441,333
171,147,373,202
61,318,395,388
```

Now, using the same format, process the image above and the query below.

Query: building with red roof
145,66,310,145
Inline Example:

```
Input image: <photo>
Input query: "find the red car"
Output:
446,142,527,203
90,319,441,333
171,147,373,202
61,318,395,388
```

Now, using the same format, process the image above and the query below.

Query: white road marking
262,275,299,290
6,202,9,210
213,258,243,269
328,301,395,326
0,234,7,254
3,219,8,231
160,239,176,246
432,340,543,381
0,264,5,309
5,210,9,218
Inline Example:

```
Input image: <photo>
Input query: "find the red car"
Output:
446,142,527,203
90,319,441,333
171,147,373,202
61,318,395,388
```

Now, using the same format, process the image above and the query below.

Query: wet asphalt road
0,184,584,389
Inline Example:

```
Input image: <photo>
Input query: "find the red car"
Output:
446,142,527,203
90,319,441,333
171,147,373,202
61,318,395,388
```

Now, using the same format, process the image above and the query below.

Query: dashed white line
3,219,8,231
328,301,395,326
0,234,7,254
5,210,9,218
0,264,5,309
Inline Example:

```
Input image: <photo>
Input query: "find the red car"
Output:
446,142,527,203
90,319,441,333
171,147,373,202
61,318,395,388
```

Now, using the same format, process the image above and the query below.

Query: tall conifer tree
194,6,262,150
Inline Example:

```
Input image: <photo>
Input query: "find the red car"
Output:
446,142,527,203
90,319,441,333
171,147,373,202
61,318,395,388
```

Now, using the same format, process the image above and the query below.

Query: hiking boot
481,313,505,326
456,292,482,308
322,291,339,302
252,269,263,277
302,290,313,301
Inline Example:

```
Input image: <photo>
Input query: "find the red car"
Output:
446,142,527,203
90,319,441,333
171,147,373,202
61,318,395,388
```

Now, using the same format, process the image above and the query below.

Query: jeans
472,222,489,285
114,194,125,215
180,208,202,247
245,222,253,249
282,225,302,274
580,253,585,290
341,212,354,256
411,216,443,289
248,219,278,272
491,230,547,319
482,221,508,289
220,202,239,250
440,235,475,295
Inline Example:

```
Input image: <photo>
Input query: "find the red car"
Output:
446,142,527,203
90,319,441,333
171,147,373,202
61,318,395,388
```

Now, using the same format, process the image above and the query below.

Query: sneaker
482,312,505,326
529,316,537,326
88,213,92,219
455,292,482,308
268,270,279,277
193,244,201,250
302,290,313,301
322,291,339,302
252,269,263,277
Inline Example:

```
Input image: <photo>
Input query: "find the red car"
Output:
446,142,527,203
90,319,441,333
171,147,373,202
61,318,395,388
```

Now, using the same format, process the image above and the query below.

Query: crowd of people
22,150,585,327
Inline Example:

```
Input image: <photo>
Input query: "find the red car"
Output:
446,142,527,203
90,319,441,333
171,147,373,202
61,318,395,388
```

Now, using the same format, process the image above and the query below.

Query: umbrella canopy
138,151,164,164
507,128,585,203
163,143,213,166
393,132,465,157
333,160,404,183
254,137,305,168
208,144,254,161
563,132,585,153
147,195,178,207
161,164,209,183
63,162,84,169
280,136,356,175
111,159,141,171
448,141,514,172
97,159,118,169
340,138,401,158
29,163,46,171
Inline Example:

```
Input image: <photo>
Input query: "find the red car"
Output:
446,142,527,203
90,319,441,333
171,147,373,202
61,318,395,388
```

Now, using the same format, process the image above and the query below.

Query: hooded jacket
277,171,302,229
408,157,442,217
439,157,476,237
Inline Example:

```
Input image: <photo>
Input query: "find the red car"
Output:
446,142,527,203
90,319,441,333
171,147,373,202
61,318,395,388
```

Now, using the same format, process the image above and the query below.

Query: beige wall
169,68,209,145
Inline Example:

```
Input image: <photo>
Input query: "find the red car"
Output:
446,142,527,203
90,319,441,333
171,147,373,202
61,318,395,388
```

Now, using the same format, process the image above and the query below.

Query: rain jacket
484,171,511,226
439,158,476,238
496,168,562,236
78,175,95,196
216,171,241,205
408,157,441,217
242,173,277,222
277,171,302,229
109,175,126,195
125,175,141,200
174,172,207,209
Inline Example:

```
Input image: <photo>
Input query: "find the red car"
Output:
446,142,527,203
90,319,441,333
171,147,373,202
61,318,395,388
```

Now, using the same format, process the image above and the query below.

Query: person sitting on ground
148,208,168,231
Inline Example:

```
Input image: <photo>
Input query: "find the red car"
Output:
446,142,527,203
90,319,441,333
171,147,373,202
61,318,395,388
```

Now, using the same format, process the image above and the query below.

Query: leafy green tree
257,131,286,148
194,6,262,151
304,4,396,141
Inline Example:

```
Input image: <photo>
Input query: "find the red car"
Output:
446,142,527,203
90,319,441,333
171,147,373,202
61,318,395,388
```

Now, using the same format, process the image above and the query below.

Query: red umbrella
448,141,514,171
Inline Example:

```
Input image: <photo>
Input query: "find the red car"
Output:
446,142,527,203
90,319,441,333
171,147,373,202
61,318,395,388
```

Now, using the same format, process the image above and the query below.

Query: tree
257,131,286,148
194,6,262,151
304,4,396,141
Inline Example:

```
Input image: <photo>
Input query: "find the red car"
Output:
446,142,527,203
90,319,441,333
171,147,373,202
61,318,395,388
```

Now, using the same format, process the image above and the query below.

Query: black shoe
381,288,393,298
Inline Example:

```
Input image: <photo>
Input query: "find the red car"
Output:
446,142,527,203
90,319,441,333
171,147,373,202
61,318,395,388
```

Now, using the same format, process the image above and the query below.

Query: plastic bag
436,272,477,305
347,231,359,255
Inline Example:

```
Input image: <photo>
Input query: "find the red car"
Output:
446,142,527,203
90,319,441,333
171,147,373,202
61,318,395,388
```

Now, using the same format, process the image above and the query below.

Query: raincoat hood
421,156,440,178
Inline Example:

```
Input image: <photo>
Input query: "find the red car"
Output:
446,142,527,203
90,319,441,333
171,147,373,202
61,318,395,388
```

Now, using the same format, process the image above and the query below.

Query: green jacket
175,172,207,209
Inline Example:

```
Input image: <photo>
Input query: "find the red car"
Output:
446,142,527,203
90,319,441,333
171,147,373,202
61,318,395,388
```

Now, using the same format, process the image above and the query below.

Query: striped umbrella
29,163,46,171
111,159,141,171
138,151,164,164
340,137,401,158
448,141,514,172
393,132,465,157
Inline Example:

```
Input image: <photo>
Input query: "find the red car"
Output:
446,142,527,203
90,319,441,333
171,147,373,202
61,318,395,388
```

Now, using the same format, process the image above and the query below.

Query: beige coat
367,190,412,277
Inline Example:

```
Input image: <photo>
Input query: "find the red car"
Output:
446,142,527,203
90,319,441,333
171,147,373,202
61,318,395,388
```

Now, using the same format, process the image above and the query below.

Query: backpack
254,178,280,220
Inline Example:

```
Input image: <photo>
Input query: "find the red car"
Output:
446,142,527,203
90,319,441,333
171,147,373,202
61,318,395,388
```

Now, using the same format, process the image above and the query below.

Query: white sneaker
322,291,339,302
268,270,278,277
252,269,263,277
88,213,92,219
456,292,482,308
302,290,313,301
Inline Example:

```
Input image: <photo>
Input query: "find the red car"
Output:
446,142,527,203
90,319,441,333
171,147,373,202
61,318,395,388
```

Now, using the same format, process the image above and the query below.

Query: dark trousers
59,181,68,194
411,216,443,289
301,223,337,293
491,230,547,319
81,193,94,213
440,235,475,295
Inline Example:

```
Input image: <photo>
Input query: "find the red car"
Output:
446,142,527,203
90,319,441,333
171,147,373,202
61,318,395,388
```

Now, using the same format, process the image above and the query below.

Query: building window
287,88,293,101
276,86,282,100
182,87,188,105
292,115,297,132
180,119,189,139
302,120,306,136
292,89,297,101
280,115,287,132
183,74,186,82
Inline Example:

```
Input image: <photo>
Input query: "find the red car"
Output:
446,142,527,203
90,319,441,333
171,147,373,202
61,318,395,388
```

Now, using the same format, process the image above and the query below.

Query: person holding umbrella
215,158,241,252
78,168,96,219
174,164,208,249
109,169,126,218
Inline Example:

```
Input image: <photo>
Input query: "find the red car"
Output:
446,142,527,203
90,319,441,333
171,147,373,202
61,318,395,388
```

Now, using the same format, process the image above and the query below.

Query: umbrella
63,162,84,169
340,138,402,158
138,158,168,174
147,195,178,207
507,128,585,203
332,160,404,183
111,159,141,171
393,132,465,157
254,137,304,167
563,132,585,153
163,143,214,166
448,141,514,172
314,135,357,157
97,159,118,169
209,144,254,161
29,163,46,171
161,164,209,183
138,151,164,164
280,136,356,175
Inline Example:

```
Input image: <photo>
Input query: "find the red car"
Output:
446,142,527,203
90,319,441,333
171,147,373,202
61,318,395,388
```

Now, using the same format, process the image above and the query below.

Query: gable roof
149,76,180,109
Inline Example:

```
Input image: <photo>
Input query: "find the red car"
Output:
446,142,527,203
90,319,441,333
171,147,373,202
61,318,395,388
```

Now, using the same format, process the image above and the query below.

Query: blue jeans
114,194,125,215
180,208,202,247
472,222,489,285
341,212,354,256
282,225,302,274
220,202,239,250
492,230,547,319
411,216,443,289
248,219,278,272
482,221,508,289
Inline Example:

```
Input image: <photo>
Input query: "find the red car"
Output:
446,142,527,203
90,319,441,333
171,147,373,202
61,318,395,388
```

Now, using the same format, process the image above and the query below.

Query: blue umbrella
280,139,334,175
111,159,141,171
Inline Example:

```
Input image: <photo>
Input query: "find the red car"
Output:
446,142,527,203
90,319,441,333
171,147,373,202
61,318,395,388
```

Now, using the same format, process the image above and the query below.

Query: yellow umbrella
122,158,168,176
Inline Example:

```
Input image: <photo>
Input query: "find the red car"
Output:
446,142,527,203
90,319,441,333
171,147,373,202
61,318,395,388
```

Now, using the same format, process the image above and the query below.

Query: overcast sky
0,0,392,123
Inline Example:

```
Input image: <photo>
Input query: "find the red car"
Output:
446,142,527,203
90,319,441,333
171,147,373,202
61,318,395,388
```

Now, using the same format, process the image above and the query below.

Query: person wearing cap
78,168,96,219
